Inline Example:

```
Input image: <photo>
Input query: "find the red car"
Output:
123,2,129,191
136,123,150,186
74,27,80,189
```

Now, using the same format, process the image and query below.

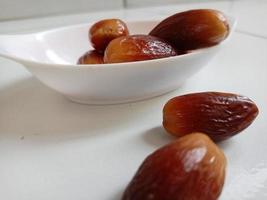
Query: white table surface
0,1,267,199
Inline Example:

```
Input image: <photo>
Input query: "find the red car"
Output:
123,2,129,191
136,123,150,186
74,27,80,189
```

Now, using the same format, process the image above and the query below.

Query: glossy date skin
150,9,229,51
89,19,129,53
122,133,226,200
104,35,178,63
77,50,104,64
163,92,259,141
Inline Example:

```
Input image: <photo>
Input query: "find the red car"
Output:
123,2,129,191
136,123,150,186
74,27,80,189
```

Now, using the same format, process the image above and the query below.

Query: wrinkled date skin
149,9,229,51
122,133,226,200
89,19,129,53
104,34,178,63
163,92,259,141
77,50,104,64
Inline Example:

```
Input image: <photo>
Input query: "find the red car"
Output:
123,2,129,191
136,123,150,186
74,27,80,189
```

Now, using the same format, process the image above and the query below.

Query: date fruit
104,34,178,63
122,133,226,200
89,19,129,53
77,50,104,64
150,9,229,51
163,92,259,141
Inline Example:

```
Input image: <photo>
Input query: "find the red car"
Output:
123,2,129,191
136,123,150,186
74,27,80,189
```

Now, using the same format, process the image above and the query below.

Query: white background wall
0,0,228,21
125,0,226,8
0,0,123,21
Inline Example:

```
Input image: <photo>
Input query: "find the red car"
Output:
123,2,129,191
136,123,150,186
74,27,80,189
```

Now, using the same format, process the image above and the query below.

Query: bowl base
65,88,179,105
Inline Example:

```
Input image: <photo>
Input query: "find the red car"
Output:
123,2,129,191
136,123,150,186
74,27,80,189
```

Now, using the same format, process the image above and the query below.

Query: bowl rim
0,15,237,69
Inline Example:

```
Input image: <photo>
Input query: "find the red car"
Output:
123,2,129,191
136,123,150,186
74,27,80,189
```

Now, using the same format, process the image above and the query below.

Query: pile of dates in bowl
77,9,230,64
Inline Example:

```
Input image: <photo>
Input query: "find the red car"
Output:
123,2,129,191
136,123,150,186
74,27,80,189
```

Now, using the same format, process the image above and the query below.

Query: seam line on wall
123,0,127,8
236,29,267,40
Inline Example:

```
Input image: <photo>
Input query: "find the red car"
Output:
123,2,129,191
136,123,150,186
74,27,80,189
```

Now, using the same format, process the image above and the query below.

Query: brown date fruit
163,92,259,141
122,133,226,200
77,50,104,64
89,19,129,53
149,9,229,51
104,34,178,63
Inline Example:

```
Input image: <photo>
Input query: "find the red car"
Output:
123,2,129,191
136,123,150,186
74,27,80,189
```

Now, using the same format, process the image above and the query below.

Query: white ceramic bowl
0,17,236,104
